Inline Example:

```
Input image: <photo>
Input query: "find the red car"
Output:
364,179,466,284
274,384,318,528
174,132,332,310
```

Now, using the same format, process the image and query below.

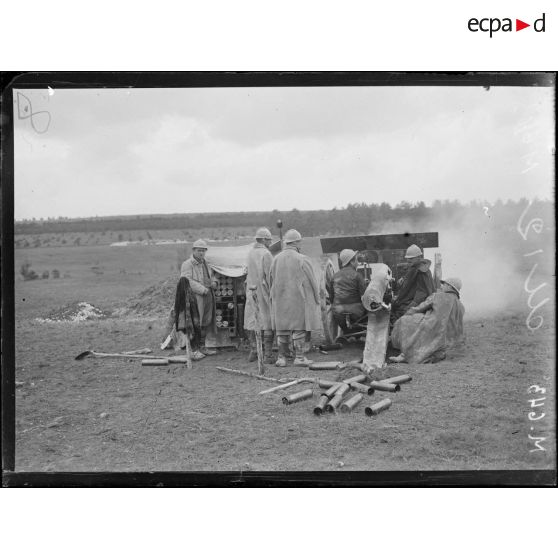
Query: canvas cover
205,244,252,277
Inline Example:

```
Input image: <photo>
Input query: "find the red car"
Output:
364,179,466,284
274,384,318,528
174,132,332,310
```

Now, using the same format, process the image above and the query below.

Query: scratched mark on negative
16,91,51,134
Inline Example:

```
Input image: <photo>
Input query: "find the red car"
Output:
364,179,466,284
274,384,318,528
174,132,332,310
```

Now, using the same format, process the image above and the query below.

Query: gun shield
282,388,313,405
369,381,400,393
340,393,364,413
365,398,392,416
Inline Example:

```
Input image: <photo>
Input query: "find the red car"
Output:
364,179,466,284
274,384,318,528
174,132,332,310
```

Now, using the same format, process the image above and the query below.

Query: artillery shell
318,379,338,389
141,358,169,366
383,374,412,385
313,395,330,415
342,374,367,385
282,388,313,405
349,382,374,395
340,393,364,413
309,361,342,371
322,383,343,398
325,392,344,413
369,381,400,393
365,398,392,416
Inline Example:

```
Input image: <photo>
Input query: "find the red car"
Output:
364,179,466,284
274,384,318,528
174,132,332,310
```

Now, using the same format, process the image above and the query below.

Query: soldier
390,277,465,364
180,239,218,355
391,244,435,324
327,248,367,333
244,227,275,364
270,229,320,367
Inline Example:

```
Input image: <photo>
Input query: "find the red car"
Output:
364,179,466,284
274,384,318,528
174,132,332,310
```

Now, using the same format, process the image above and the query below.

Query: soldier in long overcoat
181,239,218,355
270,229,320,367
244,227,274,363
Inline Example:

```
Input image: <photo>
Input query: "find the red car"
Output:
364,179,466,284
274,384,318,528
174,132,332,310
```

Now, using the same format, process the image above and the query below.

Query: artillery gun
319,232,442,372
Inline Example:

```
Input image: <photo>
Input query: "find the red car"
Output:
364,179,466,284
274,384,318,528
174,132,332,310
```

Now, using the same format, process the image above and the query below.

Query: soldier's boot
200,329,217,356
263,332,275,365
275,336,289,368
293,337,313,367
247,331,258,362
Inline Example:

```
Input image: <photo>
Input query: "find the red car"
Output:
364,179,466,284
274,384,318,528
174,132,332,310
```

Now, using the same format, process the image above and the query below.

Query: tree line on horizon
15,198,553,237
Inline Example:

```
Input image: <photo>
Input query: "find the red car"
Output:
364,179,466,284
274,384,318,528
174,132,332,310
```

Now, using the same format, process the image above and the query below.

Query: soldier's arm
261,252,273,304
408,293,435,314
181,261,208,295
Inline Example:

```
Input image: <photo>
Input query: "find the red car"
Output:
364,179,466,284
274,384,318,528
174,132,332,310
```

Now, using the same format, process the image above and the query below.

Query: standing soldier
391,244,435,324
270,229,320,367
244,227,275,364
181,239,218,355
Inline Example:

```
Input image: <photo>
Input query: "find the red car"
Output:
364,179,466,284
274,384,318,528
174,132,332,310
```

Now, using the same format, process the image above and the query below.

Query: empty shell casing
325,392,344,413
335,383,350,397
309,362,342,371
340,393,364,413
282,388,313,405
342,374,367,384
349,382,374,395
369,381,400,393
318,379,338,389
322,383,343,398
313,395,330,415
382,374,412,385
365,398,392,416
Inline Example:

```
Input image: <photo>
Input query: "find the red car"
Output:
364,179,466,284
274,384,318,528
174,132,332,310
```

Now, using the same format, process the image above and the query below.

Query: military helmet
404,244,422,259
283,229,302,244
192,239,209,250
339,249,358,267
441,277,462,294
255,227,272,240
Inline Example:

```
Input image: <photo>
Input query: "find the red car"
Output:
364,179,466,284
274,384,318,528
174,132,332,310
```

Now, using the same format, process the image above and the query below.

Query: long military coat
244,242,273,331
180,256,215,328
270,245,320,332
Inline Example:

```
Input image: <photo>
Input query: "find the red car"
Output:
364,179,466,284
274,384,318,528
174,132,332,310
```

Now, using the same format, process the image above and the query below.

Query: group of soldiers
177,229,465,366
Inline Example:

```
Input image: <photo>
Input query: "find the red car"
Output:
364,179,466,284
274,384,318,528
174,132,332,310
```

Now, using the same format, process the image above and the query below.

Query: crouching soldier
327,249,367,334
244,227,275,364
390,277,465,364
270,229,320,367
391,244,435,325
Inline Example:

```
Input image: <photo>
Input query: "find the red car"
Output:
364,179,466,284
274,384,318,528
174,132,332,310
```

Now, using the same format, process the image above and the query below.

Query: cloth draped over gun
174,277,202,349
391,289,465,364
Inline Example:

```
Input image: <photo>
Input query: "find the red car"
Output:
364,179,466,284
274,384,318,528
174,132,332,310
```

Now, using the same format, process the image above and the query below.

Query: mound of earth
37,302,109,323
119,276,175,317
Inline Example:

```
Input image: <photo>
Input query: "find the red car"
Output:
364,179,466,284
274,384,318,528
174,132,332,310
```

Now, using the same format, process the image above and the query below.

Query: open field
13,243,556,472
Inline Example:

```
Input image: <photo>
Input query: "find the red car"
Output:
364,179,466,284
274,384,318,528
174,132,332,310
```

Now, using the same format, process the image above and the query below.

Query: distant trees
14,199,553,240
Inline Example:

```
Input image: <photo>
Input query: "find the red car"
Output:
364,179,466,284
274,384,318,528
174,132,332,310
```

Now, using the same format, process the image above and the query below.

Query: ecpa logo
468,13,546,37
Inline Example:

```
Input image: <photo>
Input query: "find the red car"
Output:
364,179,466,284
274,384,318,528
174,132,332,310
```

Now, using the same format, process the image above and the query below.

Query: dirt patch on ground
117,277,176,317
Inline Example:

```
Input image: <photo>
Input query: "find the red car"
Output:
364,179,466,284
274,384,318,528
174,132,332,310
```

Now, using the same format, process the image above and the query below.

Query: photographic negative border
1,71,556,487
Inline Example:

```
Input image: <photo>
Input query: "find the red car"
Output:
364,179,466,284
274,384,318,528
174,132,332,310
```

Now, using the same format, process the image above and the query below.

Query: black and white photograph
2,72,556,484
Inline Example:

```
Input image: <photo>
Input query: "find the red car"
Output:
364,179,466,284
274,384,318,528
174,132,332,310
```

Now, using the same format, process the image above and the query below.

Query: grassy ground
13,244,556,472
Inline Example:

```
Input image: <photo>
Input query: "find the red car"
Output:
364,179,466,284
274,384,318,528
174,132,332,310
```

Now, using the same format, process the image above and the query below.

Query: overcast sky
13,85,554,220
